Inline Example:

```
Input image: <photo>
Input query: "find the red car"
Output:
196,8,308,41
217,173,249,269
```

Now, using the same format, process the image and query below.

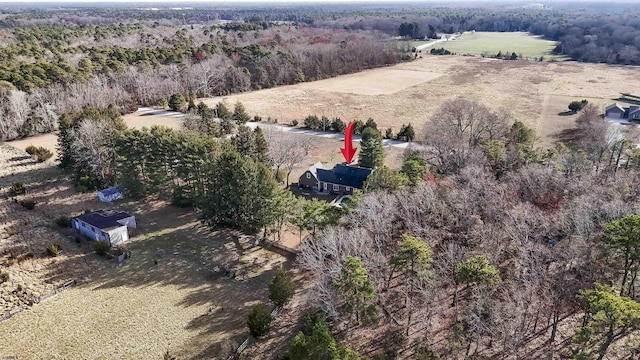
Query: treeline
296,98,640,358
317,8,640,65
301,115,415,142
0,20,400,142
54,106,343,239
4,3,640,67
1,24,399,93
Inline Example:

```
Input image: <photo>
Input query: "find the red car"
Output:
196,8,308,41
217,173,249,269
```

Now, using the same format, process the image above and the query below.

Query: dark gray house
298,162,324,189
605,103,640,121
317,164,373,194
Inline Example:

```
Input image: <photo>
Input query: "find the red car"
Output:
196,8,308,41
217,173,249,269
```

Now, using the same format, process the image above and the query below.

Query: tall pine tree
358,127,385,169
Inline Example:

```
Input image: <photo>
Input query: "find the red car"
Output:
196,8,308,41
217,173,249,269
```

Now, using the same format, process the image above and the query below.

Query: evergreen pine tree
168,93,186,112
232,101,251,124
233,125,255,157
269,266,295,306
253,127,270,165
358,127,385,168
334,256,377,325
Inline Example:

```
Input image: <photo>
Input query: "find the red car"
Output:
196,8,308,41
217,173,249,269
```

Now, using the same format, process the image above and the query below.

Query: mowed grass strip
427,31,561,59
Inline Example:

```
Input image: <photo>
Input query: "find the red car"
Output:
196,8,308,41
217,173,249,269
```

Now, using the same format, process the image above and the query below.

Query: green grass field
426,32,561,60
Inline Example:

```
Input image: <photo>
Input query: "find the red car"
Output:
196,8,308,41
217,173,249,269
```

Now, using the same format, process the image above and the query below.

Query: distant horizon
0,0,633,3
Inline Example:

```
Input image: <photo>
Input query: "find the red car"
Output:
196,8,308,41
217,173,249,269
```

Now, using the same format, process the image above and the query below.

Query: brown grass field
202,56,640,147
0,145,304,360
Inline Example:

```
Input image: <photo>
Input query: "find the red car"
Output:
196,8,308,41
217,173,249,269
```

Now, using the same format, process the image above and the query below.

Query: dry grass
0,145,291,359
297,68,443,95
0,145,99,315
8,113,183,158
9,57,639,156
201,56,640,147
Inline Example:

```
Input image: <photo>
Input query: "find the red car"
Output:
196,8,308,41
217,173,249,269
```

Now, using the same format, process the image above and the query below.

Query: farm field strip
420,31,560,59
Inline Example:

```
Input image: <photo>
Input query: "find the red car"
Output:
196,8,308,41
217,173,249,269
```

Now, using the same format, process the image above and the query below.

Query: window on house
306,173,311,179
333,184,339,191
346,186,352,192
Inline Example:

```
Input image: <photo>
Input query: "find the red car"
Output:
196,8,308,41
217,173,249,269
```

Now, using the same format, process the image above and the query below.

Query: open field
8,55,640,154
297,68,443,95
202,56,640,147
423,31,560,59
8,113,182,158
0,145,299,359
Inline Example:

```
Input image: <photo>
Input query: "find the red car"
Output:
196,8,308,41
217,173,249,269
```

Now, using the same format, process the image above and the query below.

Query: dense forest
296,100,640,359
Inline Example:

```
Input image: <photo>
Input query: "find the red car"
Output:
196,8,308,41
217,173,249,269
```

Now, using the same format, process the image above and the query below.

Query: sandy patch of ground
125,112,184,130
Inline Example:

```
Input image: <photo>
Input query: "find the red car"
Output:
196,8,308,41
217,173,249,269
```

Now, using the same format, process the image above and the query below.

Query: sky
0,0,489,3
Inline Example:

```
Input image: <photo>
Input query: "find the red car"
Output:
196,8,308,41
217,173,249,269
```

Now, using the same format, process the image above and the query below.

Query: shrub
0,271,8,283
9,182,26,196
47,243,62,257
253,115,262,122
291,119,299,127
382,327,407,359
171,186,193,208
275,169,286,183
569,99,589,113
34,147,53,162
19,199,36,210
247,303,272,337
25,145,53,162
25,145,38,155
75,175,100,192
94,241,111,256
269,266,295,306
55,215,72,228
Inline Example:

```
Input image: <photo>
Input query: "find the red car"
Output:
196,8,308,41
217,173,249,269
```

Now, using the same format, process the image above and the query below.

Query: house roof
606,103,625,112
73,210,132,231
98,185,123,197
307,162,324,179
629,106,640,116
317,164,373,189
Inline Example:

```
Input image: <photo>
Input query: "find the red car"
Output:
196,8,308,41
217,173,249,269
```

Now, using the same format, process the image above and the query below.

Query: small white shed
72,210,136,246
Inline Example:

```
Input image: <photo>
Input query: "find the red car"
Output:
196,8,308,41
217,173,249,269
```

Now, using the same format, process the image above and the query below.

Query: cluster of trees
491,51,521,61
568,99,589,113
0,17,402,143
0,89,59,141
297,98,640,358
0,18,401,106
302,115,415,142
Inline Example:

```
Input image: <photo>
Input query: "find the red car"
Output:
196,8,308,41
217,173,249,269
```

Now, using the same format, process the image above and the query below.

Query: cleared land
201,56,640,147
0,145,296,359
8,55,640,154
423,31,560,59
297,68,443,95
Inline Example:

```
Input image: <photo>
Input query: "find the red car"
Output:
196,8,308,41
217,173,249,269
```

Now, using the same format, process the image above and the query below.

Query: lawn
0,185,292,359
426,31,561,59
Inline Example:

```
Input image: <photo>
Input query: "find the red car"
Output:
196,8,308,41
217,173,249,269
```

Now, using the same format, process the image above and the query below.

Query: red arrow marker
341,121,357,164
